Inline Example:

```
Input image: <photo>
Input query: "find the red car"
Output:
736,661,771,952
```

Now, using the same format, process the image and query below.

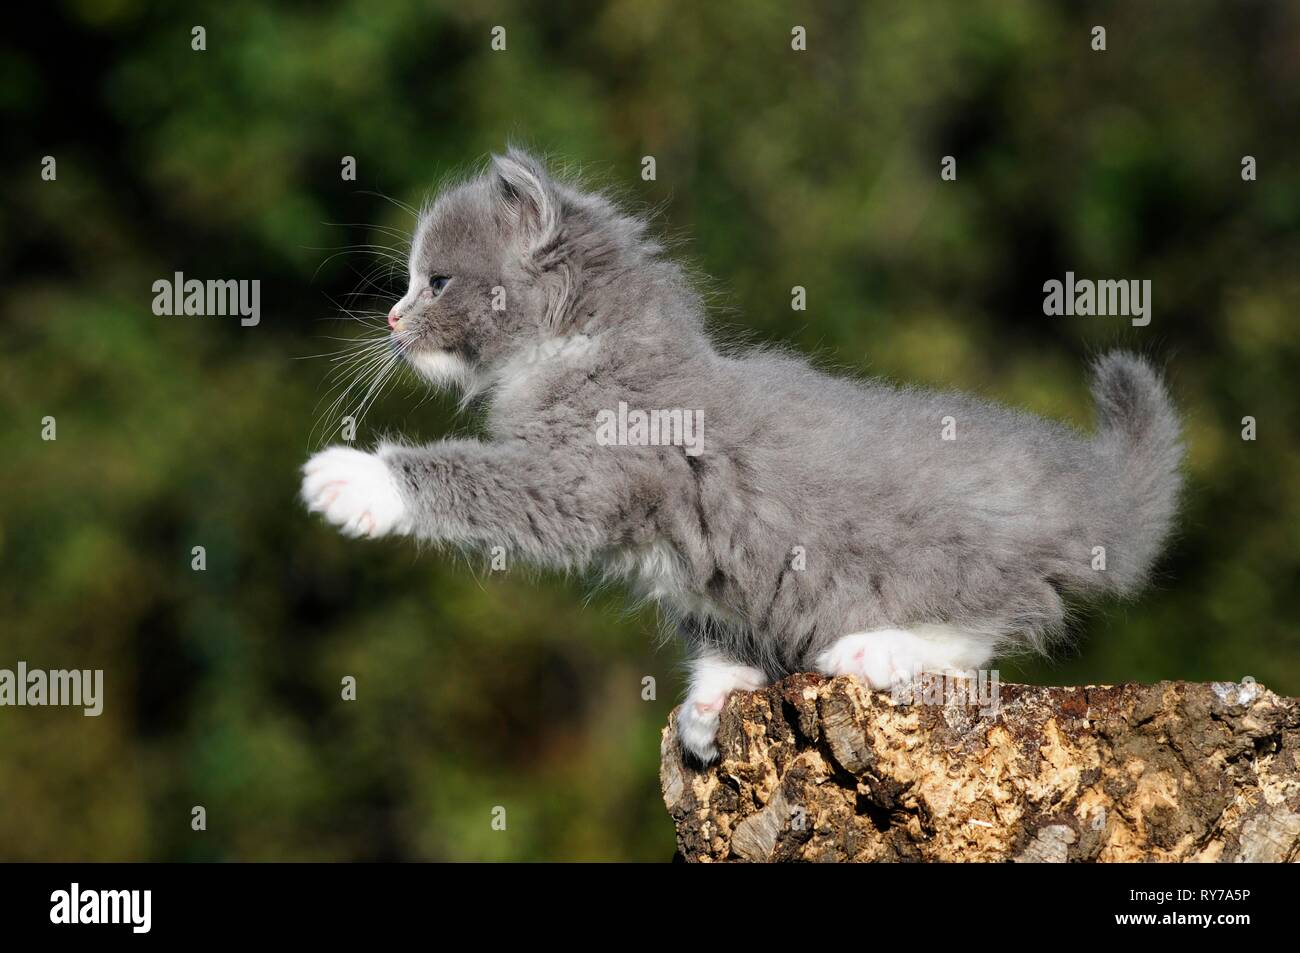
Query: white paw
301,446,409,539
677,657,767,764
677,695,727,764
815,629,919,689
814,626,992,690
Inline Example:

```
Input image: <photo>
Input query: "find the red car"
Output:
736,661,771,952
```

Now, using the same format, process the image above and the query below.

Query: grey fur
337,148,1185,683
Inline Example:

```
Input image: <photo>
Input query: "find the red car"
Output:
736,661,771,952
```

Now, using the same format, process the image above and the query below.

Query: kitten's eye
429,276,450,295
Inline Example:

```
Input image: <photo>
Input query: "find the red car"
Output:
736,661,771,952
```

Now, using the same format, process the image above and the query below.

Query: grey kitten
302,148,1184,763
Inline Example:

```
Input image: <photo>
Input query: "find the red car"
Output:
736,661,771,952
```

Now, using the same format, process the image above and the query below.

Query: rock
659,674,1300,862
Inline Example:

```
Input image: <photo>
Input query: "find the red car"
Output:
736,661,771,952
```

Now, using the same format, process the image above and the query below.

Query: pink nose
387,307,401,330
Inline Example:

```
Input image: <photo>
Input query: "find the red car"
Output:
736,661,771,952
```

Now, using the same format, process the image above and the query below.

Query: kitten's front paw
301,446,409,539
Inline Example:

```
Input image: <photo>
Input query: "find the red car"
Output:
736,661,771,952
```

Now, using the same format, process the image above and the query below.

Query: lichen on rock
660,675,1300,862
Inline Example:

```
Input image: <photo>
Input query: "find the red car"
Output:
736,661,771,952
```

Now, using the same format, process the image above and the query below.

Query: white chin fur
410,349,472,388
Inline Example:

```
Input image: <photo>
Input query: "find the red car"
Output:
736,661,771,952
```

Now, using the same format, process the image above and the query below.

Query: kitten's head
388,148,655,392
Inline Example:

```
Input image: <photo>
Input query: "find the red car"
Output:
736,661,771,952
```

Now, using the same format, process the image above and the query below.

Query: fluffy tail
1086,351,1185,596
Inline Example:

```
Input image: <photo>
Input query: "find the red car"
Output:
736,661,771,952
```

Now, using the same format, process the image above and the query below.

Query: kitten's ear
492,149,560,246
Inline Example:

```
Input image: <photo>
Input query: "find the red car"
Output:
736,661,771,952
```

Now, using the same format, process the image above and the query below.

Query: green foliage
1,0,1297,860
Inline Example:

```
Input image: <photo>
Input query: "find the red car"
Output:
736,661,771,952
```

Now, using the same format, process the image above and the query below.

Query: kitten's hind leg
677,652,768,765
814,625,994,689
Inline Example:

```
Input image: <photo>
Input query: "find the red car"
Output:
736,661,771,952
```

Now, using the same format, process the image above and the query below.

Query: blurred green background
2,0,1298,861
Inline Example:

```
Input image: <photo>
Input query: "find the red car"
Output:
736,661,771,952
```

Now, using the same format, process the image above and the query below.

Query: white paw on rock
301,446,410,539
677,694,728,765
814,626,992,690
677,658,768,764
